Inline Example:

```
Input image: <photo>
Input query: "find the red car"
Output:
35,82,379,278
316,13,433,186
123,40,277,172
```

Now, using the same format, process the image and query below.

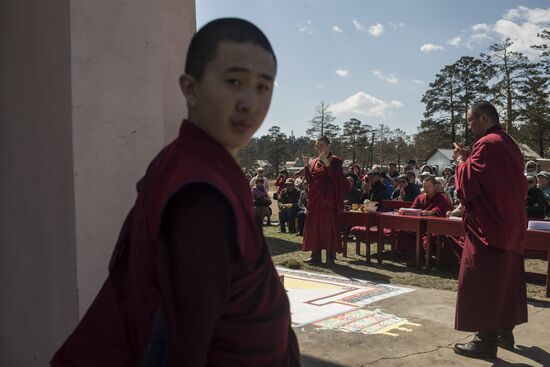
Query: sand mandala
277,268,420,336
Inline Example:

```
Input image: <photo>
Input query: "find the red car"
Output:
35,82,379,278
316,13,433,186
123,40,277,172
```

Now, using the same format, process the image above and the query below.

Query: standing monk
302,137,348,265
51,18,300,367
453,101,528,360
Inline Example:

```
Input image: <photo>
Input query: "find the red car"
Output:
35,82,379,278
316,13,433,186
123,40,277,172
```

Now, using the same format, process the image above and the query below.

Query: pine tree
421,64,461,144
516,65,550,158
454,56,492,145
485,38,530,133
306,101,340,140
340,118,370,165
265,126,289,175
374,123,392,165
236,138,259,171
414,118,451,162
532,29,550,76
389,128,411,168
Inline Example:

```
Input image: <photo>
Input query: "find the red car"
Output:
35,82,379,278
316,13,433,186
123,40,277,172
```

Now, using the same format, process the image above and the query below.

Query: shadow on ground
265,235,302,256
324,262,392,283
527,298,550,308
504,345,550,366
301,355,348,367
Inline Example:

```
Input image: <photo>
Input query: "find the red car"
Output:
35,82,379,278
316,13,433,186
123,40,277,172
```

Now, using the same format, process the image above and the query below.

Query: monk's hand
453,142,470,163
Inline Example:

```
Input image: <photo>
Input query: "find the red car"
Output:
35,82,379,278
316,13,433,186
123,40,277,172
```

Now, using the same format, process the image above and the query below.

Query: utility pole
369,131,375,168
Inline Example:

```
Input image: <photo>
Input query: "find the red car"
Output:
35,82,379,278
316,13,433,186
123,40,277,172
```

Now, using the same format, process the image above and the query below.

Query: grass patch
280,258,303,269
262,225,548,300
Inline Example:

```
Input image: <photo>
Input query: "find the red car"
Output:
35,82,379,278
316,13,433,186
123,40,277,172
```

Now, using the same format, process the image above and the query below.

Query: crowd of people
249,158,550,236
247,156,550,271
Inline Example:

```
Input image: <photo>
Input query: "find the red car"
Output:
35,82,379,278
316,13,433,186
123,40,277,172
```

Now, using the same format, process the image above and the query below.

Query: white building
425,148,454,173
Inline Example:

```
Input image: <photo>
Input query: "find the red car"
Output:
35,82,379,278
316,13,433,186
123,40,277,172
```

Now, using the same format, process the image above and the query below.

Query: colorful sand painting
278,268,419,335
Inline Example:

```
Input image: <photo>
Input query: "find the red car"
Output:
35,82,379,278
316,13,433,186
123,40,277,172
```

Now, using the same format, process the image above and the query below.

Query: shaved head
186,18,277,81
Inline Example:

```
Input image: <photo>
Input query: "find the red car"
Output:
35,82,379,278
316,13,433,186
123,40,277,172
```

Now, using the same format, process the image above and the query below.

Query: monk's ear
480,112,490,125
179,74,198,108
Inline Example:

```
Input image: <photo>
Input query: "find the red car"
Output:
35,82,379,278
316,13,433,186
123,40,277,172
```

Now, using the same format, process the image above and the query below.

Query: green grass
262,225,549,300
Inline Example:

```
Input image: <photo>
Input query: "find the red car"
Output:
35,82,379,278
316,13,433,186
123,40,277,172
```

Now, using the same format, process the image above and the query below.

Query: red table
341,211,378,260
524,229,550,297
423,216,465,271
377,212,426,268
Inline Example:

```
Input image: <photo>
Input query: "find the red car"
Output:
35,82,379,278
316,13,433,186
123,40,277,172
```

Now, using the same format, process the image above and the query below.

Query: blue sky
196,1,550,137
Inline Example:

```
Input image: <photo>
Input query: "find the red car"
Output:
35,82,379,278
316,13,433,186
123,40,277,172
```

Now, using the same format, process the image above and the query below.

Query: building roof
426,144,542,163
426,148,453,162
437,148,454,160
518,143,541,160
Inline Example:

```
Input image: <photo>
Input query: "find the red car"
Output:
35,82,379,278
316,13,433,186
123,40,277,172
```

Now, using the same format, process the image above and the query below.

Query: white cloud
368,23,384,36
332,25,343,33
471,23,491,33
335,69,350,78
470,32,492,42
455,7,550,58
297,19,313,34
503,6,550,24
495,7,550,58
316,84,324,89
447,36,462,47
503,7,524,21
412,80,424,85
330,92,403,118
420,43,444,53
352,19,365,31
389,22,406,29
493,19,543,58
274,81,279,88
372,70,399,84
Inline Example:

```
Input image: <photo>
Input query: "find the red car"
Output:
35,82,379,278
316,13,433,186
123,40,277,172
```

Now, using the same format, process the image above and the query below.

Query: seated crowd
250,167,309,235
248,159,550,266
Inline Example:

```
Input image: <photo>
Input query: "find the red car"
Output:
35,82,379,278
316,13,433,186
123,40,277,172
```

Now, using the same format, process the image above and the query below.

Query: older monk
453,101,528,360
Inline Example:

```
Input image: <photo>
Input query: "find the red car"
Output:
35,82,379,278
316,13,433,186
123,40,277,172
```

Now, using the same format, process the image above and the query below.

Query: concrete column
0,1,195,365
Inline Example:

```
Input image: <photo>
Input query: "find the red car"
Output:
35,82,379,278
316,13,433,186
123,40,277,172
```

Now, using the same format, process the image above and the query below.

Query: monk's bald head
468,101,500,138
185,18,277,81
470,101,499,125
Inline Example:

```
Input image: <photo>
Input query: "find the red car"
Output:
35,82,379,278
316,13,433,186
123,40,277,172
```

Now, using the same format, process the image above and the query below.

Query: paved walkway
292,276,550,366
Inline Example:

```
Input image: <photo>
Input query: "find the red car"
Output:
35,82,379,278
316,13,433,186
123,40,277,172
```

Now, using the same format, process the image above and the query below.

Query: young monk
51,18,300,366
453,101,528,360
301,137,348,265
394,176,453,263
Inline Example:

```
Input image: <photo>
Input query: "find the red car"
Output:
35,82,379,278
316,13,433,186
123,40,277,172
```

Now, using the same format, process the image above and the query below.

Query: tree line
417,30,550,159
237,103,416,176
238,30,550,176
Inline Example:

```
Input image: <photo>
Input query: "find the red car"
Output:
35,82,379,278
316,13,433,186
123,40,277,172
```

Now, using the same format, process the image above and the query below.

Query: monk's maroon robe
455,124,528,332
302,156,348,252
51,120,300,366
395,192,452,254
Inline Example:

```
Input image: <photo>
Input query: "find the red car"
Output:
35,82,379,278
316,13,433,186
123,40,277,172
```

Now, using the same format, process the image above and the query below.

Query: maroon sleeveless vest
52,120,298,366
